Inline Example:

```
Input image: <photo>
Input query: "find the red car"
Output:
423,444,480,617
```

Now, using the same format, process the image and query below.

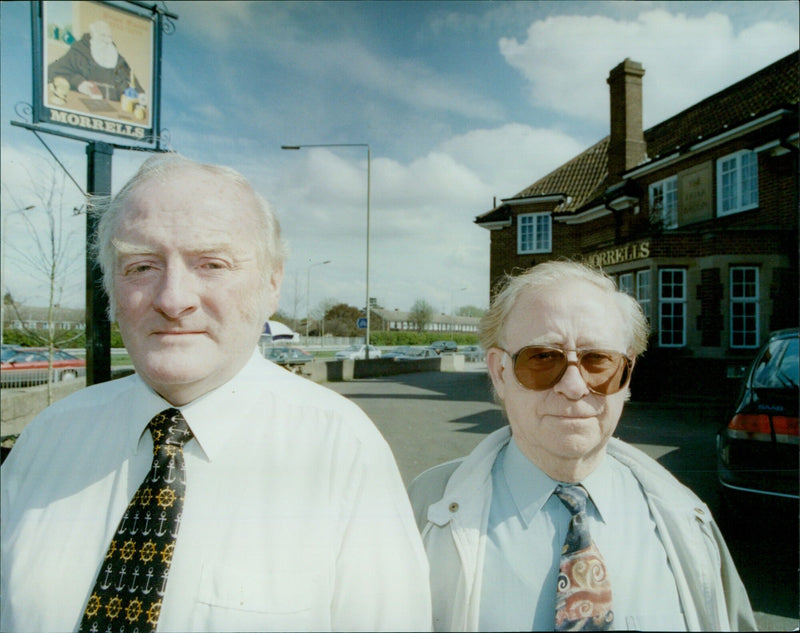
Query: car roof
768,328,799,340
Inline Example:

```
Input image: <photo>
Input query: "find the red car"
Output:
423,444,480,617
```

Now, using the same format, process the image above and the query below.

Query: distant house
372,308,479,334
476,52,798,398
4,305,85,331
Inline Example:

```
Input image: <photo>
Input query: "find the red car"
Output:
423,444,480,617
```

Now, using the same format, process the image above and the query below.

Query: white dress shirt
479,439,686,631
1,351,432,632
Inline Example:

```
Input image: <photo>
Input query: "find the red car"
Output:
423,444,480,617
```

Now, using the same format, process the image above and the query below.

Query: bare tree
409,298,435,333
310,297,338,337
3,159,83,403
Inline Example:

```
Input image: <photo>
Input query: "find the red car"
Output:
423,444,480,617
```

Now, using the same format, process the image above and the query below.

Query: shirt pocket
193,565,326,632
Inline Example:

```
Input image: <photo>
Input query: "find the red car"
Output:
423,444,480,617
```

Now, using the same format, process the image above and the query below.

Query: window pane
619,273,633,296
741,152,759,207
637,270,651,302
536,214,550,251
730,266,759,348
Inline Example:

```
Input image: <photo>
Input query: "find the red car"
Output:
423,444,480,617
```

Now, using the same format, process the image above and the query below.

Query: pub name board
583,240,650,268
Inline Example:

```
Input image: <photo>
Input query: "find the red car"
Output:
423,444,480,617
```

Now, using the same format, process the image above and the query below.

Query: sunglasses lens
512,347,631,395
579,351,630,394
513,347,567,390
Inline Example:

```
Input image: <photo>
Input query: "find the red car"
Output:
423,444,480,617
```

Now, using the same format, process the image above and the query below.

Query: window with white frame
649,176,678,229
717,150,758,216
636,270,651,320
730,266,759,348
517,213,552,254
618,273,634,297
659,269,686,347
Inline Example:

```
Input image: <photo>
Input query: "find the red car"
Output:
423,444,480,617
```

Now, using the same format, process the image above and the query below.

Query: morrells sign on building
583,240,650,268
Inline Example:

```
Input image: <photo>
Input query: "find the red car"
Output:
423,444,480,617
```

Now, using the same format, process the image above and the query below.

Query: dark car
716,328,799,504
381,346,417,360
264,346,314,373
430,340,458,354
1,347,86,387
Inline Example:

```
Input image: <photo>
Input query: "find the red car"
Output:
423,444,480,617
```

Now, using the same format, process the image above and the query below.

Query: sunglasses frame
500,345,633,395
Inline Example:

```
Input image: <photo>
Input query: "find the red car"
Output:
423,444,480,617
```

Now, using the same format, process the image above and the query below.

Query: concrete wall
303,354,465,381
1,379,86,439
1,368,134,440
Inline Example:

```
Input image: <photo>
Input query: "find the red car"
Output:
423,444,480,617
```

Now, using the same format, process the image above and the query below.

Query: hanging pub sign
31,0,160,143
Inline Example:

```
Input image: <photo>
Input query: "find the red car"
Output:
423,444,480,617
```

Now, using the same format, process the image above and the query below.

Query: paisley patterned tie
554,484,613,631
79,408,193,633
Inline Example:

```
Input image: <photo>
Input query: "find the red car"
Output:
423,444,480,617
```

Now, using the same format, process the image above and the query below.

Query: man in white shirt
408,261,755,632
1,154,432,632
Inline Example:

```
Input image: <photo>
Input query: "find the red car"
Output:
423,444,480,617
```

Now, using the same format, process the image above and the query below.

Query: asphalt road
328,366,799,632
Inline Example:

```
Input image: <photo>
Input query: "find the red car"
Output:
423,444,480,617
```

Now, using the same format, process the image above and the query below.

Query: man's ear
264,264,284,319
486,347,508,401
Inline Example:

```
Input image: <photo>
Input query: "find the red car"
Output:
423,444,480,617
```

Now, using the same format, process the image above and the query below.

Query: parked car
264,346,314,372
430,340,458,354
334,344,382,360
381,346,417,360
392,346,439,361
1,347,86,387
716,328,799,505
459,345,485,362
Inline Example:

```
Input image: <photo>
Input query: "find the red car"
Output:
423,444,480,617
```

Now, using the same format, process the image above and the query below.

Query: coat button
449,502,459,512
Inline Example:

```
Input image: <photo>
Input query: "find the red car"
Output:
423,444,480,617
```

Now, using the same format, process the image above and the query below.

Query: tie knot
149,408,193,450
554,484,589,516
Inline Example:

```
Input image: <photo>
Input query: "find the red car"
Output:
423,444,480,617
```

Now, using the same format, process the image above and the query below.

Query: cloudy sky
1,1,797,320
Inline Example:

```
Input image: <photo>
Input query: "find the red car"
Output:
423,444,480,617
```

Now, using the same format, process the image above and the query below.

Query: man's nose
554,356,590,399
152,264,198,319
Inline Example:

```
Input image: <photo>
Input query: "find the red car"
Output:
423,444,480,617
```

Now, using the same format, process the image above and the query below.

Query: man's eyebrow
112,238,242,258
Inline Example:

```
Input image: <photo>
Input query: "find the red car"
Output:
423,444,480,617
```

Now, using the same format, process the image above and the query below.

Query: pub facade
476,52,798,399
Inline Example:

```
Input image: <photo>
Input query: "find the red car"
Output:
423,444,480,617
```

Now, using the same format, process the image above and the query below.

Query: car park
459,345,485,362
334,344,382,360
1,347,86,387
264,346,314,373
716,328,799,505
430,340,458,354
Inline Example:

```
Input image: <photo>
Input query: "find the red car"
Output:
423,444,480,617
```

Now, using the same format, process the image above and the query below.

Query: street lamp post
281,143,372,357
306,259,331,339
1,205,35,347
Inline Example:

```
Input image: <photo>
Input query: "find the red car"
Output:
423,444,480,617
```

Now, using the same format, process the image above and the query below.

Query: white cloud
499,8,799,128
271,121,590,313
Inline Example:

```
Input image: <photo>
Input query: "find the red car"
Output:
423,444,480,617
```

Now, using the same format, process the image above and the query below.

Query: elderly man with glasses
409,261,754,632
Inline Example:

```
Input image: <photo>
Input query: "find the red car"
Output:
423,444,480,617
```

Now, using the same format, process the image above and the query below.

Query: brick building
475,52,798,399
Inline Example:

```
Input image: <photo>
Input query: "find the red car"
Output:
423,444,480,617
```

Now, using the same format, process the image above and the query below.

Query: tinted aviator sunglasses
501,346,633,395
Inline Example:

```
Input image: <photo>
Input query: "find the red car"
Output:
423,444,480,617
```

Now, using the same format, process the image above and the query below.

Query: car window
752,337,799,390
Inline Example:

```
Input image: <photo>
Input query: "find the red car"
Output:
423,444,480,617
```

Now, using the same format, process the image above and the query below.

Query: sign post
85,141,113,384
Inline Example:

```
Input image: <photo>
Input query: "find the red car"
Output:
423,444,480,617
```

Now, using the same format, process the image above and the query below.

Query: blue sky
1,1,798,319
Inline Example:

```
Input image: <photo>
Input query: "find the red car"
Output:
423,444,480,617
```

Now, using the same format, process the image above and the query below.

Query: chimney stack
607,58,646,180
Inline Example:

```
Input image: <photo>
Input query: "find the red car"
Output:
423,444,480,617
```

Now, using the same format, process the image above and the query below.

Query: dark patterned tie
554,484,614,631
79,408,192,633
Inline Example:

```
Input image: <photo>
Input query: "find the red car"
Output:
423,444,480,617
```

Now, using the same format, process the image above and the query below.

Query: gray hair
90,153,288,315
479,260,649,357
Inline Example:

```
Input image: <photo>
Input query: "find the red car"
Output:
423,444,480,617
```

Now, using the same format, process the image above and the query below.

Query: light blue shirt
479,439,686,631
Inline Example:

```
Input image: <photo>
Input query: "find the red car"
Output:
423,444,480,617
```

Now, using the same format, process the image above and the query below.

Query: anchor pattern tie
79,408,192,633
554,484,613,631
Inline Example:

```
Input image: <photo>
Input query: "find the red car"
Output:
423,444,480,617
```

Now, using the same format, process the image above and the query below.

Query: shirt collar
501,437,612,526
501,438,558,526
130,350,269,463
